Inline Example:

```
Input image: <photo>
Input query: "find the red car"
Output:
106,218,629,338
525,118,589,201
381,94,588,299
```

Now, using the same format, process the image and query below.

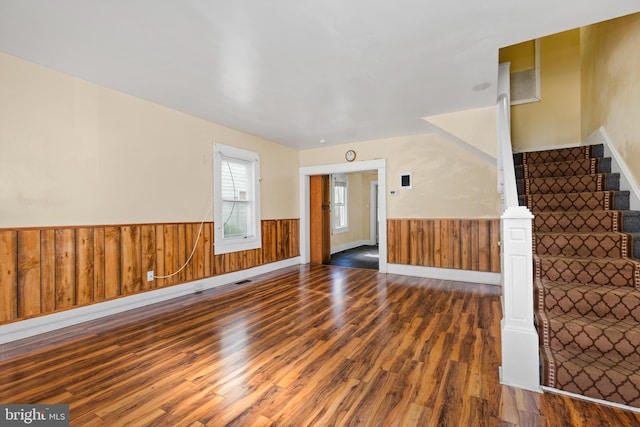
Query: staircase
515,144,640,408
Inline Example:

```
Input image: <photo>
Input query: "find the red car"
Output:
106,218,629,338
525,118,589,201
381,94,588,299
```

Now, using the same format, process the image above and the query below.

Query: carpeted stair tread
539,311,640,361
533,231,632,258
522,190,631,213
534,254,640,287
535,279,640,323
534,210,622,233
517,145,602,165
541,347,640,407
517,173,619,195
515,157,611,180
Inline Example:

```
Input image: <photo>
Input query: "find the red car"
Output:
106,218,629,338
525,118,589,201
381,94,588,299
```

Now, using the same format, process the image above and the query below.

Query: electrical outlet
194,282,204,293
147,271,154,282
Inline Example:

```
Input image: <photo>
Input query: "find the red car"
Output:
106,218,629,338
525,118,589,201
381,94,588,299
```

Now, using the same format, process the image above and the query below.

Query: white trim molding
586,127,640,210
0,257,300,345
387,264,501,286
299,159,387,273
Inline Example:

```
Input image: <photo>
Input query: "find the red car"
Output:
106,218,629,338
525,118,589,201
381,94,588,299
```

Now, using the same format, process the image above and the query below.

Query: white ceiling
1,1,639,149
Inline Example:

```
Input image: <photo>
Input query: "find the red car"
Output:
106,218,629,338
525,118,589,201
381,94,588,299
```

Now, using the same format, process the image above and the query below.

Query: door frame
299,159,387,273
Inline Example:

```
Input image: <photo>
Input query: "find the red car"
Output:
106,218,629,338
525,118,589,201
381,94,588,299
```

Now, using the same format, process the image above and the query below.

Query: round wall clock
345,149,357,162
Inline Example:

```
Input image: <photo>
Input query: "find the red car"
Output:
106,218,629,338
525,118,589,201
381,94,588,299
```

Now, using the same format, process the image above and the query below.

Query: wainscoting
387,218,500,273
0,219,299,323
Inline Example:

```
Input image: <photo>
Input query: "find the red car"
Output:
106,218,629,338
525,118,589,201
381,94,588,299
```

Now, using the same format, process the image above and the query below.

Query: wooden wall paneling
386,220,396,264
75,228,94,306
478,221,491,272
120,226,142,295
185,223,195,282
276,221,289,261
141,225,156,290
154,225,165,289
17,230,41,317
203,223,213,277
164,225,178,287
55,229,76,309
40,229,56,313
408,220,419,265
424,220,434,267
105,227,121,299
470,220,480,271
432,219,441,268
192,223,205,280
490,220,501,273
262,221,275,264
460,221,472,271
451,219,461,269
0,230,17,322
175,224,187,283
93,227,106,302
292,219,300,257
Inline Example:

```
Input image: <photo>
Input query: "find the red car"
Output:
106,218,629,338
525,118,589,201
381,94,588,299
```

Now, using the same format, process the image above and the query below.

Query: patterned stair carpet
515,145,640,408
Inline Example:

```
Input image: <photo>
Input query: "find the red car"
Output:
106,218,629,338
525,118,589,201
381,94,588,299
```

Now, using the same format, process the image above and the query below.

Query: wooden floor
1,265,639,426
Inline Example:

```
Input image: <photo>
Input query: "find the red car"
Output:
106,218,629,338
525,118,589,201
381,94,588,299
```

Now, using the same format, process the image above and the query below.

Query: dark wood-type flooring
1,265,639,426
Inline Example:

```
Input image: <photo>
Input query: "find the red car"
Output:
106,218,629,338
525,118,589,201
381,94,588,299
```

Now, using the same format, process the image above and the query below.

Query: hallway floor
326,245,379,270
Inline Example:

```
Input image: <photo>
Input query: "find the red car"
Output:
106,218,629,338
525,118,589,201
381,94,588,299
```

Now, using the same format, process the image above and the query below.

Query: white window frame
213,143,261,255
332,173,349,234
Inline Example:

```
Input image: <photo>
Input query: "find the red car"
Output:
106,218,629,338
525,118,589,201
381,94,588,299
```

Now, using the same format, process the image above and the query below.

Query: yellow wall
300,134,500,219
499,40,535,72
581,13,640,187
504,30,582,150
330,171,377,248
0,53,299,228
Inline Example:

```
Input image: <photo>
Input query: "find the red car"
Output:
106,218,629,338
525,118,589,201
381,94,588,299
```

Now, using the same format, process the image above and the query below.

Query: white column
500,205,541,392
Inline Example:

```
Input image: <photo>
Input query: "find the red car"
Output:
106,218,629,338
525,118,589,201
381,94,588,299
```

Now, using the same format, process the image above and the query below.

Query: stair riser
518,173,619,195
535,258,640,287
544,319,640,362
534,234,630,258
514,145,604,165
515,157,611,179
534,211,622,233
537,286,640,323
523,191,630,213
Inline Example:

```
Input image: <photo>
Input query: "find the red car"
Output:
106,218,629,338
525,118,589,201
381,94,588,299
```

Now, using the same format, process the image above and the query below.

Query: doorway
299,159,387,273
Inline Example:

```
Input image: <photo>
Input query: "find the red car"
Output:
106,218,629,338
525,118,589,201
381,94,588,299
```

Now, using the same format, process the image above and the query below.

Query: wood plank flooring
1,265,639,426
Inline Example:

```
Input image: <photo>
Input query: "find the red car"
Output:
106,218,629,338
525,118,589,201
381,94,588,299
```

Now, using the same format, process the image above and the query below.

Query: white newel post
500,205,541,392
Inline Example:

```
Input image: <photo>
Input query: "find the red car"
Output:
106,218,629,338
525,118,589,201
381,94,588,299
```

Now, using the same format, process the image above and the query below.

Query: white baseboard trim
541,386,640,413
0,257,301,345
589,127,640,210
331,240,373,254
387,264,501,285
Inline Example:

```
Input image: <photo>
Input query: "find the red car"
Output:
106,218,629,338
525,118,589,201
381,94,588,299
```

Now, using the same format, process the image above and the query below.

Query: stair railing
497,62,541,392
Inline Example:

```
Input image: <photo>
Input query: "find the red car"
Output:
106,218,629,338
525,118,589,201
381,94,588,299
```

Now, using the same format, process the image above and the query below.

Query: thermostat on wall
400,173,412,189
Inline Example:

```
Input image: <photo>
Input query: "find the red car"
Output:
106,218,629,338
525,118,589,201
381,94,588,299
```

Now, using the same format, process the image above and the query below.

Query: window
332,174,348,233
214,143,261,255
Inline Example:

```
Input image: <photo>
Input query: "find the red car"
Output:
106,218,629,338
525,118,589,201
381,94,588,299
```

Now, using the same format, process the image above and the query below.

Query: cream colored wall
424,105,497,158
300,133,500,219
581,13,640,188
330,171,376,248
504,30,582,150
0,53,298,228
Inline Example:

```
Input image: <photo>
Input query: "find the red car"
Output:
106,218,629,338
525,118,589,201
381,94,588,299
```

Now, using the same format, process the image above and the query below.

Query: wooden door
310,175,331,264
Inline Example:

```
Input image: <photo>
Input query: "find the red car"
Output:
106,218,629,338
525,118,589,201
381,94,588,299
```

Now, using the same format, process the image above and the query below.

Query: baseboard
387,264,501,285
589,127,640,210
541,386,640,413
0,257,301,344
331,240,372,254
